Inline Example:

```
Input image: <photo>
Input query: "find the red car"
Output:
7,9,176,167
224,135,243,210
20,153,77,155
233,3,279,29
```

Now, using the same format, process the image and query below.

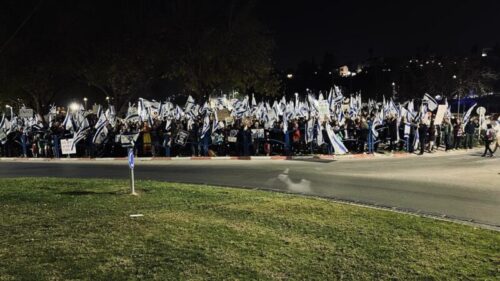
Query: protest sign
434,105,447,125
175,130,189,146
216,109,230,120
61,139,76,154
318,100,330,121
251,129,264,139
19,108,34,119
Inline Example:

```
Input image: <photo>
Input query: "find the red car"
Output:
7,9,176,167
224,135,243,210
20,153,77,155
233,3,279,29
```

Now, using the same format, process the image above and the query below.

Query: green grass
0,178,498,281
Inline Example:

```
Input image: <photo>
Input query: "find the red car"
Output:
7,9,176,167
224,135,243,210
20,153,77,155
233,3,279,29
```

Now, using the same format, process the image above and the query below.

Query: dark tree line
0,0,280,114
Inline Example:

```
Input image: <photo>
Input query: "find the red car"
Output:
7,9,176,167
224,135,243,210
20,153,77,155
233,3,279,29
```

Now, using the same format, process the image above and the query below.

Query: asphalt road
1,150,499,228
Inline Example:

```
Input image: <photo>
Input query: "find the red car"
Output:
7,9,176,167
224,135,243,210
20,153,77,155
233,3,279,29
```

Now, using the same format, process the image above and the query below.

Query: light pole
106,96,110,105
83,97,88,110
453,74,460,118
391,82,396,100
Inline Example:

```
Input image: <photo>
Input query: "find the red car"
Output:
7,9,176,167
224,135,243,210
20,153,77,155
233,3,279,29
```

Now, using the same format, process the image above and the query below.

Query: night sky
259,0,500,68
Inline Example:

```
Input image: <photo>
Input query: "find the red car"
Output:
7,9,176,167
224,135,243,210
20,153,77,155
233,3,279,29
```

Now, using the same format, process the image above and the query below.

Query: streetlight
106,96,110,104
83,97,88,109
452,74,461,118
286,73,293,79
69,102,79,112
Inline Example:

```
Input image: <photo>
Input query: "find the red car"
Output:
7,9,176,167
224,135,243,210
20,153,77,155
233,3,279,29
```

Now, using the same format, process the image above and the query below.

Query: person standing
441,118,452,151
453,120,464,149
387,115,398,152
418,121,428,155
482,124,496,157
464,118,477,149
427,120,436,153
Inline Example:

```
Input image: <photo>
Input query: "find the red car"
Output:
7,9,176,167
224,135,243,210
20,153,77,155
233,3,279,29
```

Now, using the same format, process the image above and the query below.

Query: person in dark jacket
464,118,477,149
418,122,428,155
387,115,398,152
441,118,452,151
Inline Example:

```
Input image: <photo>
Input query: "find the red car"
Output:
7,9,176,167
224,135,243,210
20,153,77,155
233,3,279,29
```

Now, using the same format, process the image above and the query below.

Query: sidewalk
0,148,483,162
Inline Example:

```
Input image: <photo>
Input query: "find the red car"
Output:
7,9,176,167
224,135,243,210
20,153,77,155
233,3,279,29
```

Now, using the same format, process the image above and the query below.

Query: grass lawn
0,178,498,280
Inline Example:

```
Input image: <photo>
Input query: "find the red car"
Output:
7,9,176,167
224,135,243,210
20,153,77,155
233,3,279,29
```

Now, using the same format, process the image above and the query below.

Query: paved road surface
1,150,499,228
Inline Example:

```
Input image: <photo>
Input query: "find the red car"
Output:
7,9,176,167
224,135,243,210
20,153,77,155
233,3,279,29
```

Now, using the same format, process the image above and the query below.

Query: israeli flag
185,95,195,112
422,93,438,111
200,114,211,139
316,119,324,146
93,122,109,144
325,123,348,154
305,118,314,144
463,103,477,125
212,112,219,132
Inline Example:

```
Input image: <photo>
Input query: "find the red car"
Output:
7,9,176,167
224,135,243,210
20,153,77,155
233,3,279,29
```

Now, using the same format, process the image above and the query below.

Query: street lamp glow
106,96,110,101
69,103,80,112
5,104,11,108
481,52,487,57
391,82,396,86
286,74,293,79
452,75,457,79
83,97,88,102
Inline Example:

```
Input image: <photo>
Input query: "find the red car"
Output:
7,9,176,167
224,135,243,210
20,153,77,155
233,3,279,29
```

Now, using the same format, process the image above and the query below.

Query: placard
92,104,100,114
60,139,76,154
19,108,34,119
216,109,231,120
175,130,189,146
318,100,330,121
127,106,138,116
434,105,447,125
251,129,264,139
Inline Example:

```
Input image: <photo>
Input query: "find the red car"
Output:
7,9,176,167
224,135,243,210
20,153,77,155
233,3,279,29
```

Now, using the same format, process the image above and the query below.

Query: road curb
0,148,481,162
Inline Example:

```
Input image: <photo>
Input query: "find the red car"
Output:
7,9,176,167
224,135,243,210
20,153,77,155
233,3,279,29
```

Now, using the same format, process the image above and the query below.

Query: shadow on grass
58,190,125,196
58,188,151,196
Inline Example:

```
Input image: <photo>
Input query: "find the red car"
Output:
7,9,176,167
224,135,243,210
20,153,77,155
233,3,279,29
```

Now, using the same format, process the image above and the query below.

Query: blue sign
128,149,134,169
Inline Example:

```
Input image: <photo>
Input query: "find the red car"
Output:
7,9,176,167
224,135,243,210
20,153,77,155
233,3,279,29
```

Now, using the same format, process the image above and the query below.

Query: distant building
339,65,350,77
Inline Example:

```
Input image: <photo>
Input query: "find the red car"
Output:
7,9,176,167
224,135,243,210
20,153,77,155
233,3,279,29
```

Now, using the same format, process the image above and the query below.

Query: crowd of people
0,91,498,159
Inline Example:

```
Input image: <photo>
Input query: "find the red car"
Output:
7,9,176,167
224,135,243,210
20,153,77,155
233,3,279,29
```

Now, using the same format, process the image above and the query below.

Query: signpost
128,148,136,195
476,106,486,142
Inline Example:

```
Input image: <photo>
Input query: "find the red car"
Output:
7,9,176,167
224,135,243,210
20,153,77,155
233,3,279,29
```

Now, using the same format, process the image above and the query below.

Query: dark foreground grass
0,178,498,280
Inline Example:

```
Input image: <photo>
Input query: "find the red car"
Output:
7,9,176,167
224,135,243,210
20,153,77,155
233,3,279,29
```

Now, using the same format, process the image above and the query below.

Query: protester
0,89,493,159
482,124,496,157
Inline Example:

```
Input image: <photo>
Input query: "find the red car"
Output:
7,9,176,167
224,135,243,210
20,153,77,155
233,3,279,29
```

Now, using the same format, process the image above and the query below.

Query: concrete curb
0,148,481,162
